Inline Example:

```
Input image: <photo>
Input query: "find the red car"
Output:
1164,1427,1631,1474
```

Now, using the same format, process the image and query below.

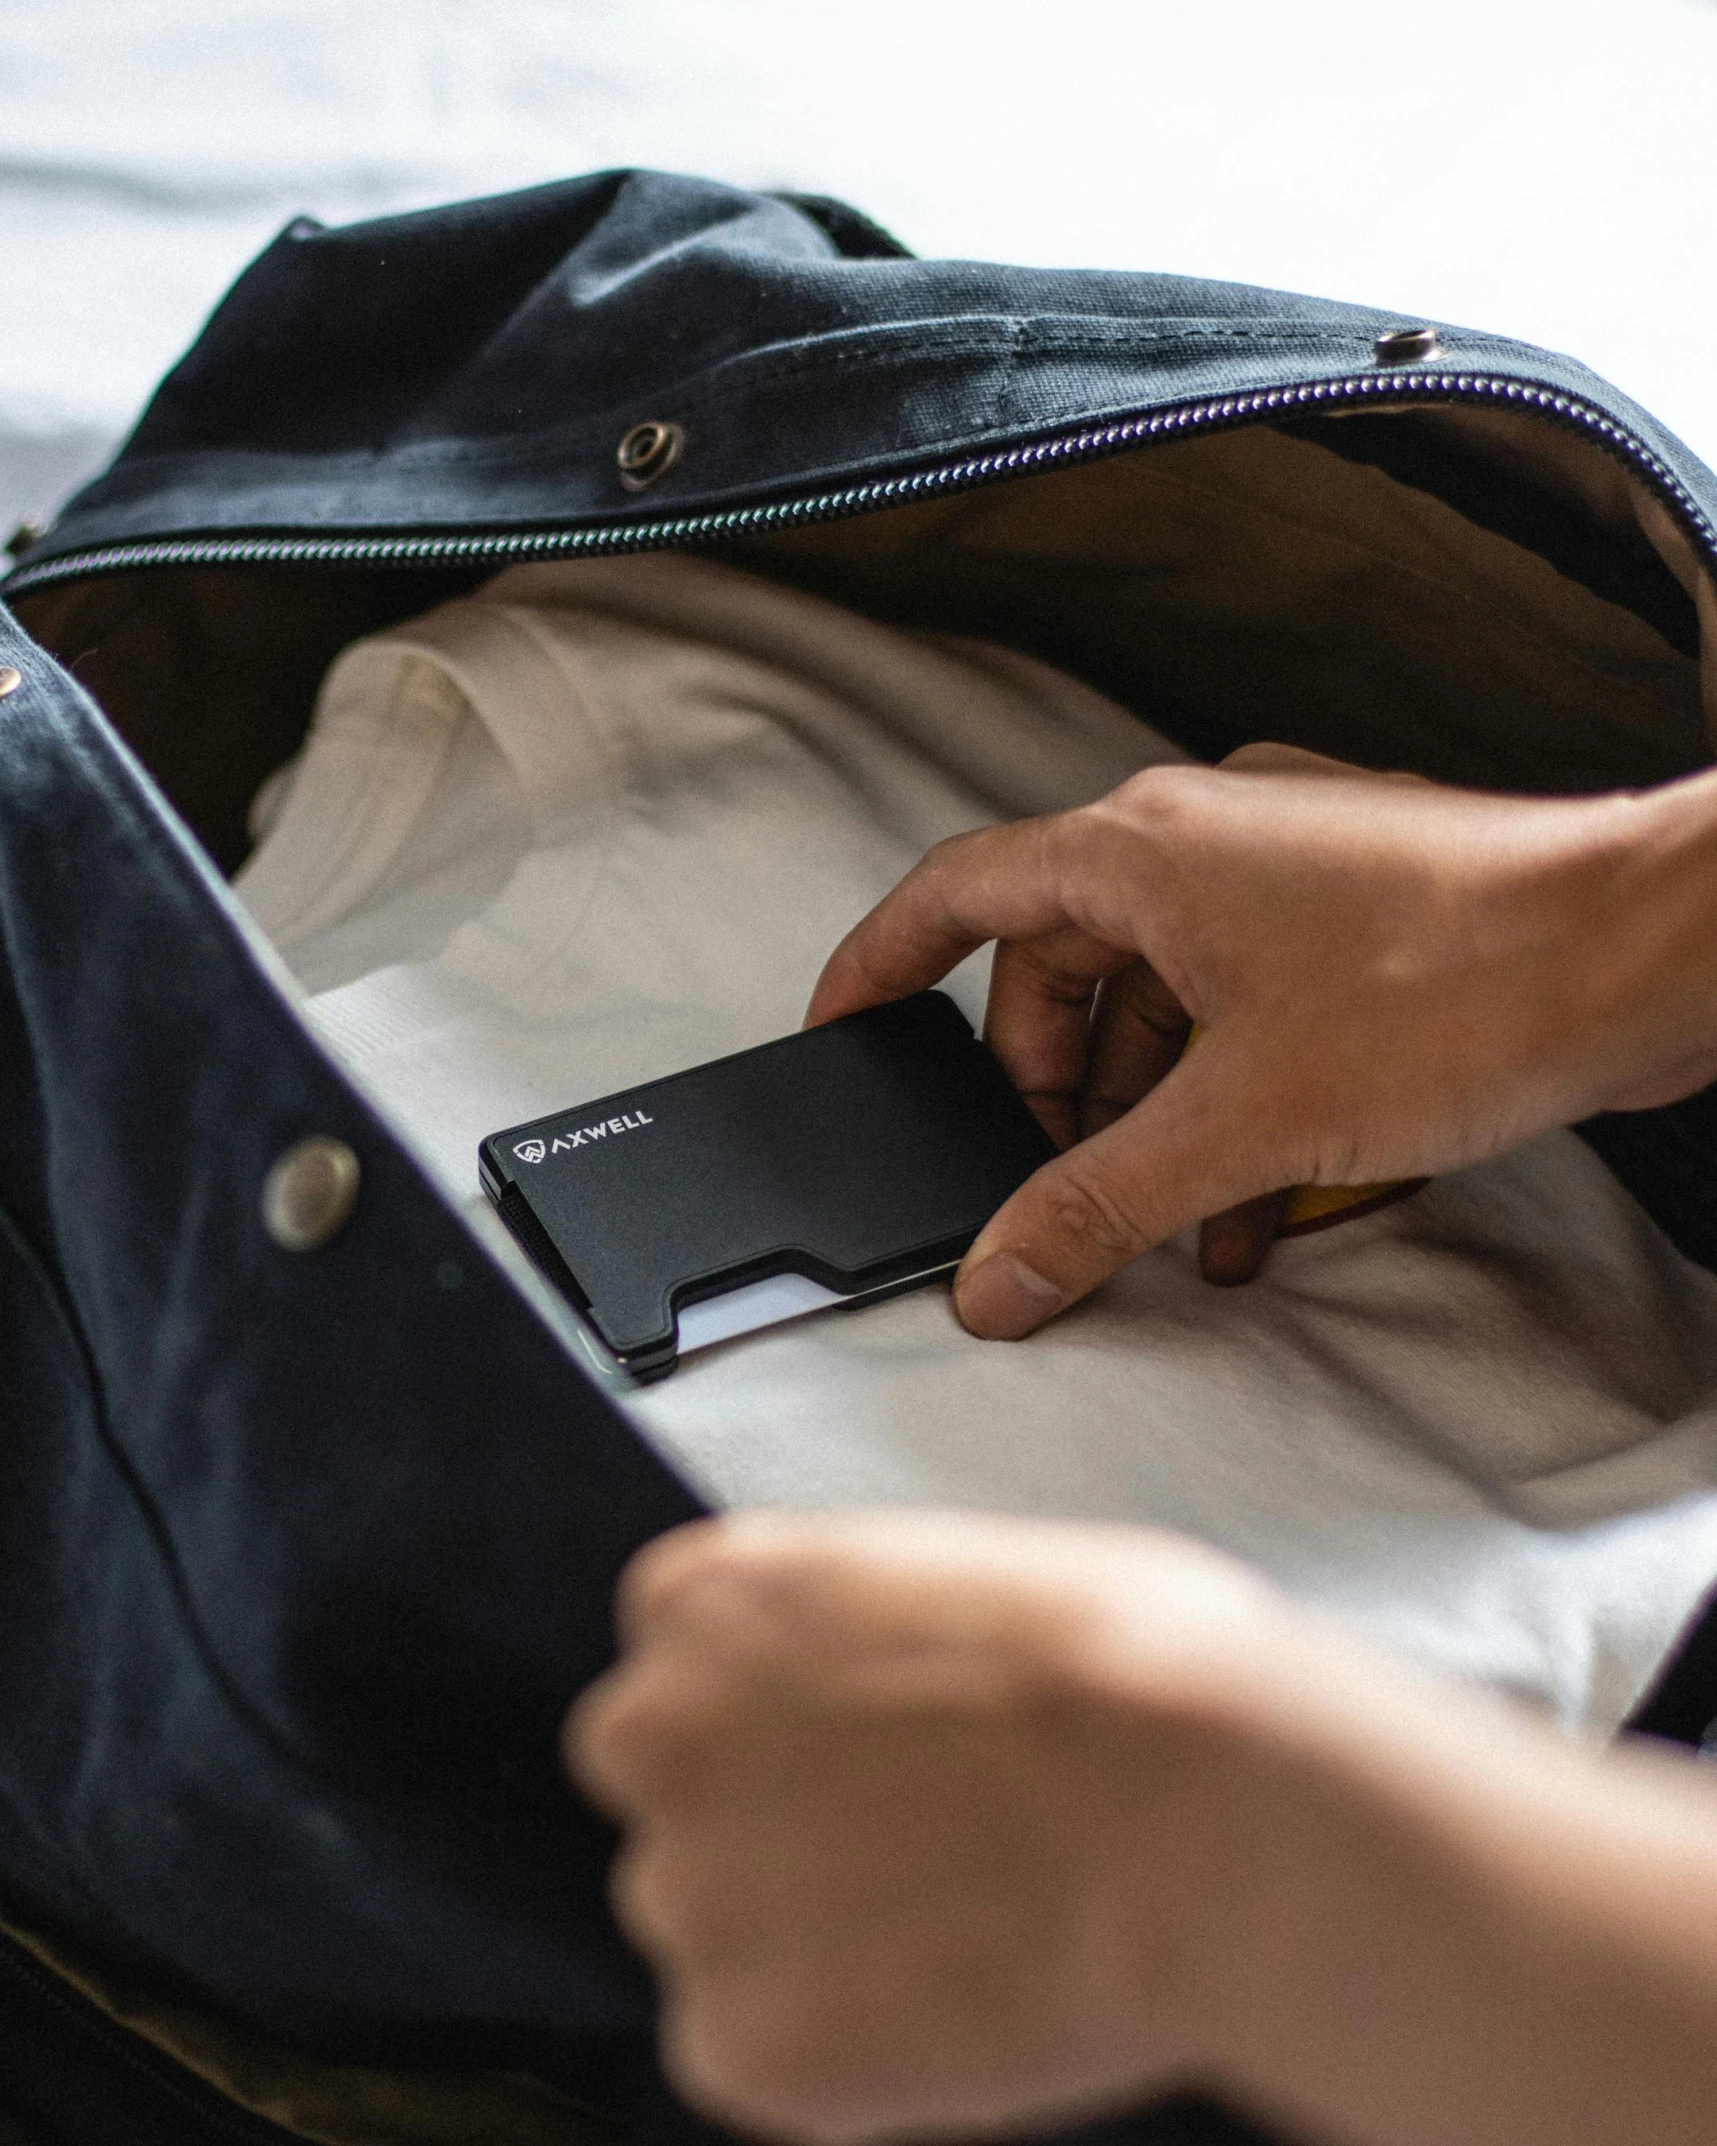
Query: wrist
1067,1591,1582,2135
1562,767,1717,1112
1041,1571,1403,2104
1109,1614,1442,2106
1156,1628,1717,2146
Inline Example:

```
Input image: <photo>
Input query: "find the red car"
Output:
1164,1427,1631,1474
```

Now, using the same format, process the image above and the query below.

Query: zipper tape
8,367,1716,597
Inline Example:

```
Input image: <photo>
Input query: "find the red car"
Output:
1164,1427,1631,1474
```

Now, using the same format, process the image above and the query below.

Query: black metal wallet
478,990,1056,1379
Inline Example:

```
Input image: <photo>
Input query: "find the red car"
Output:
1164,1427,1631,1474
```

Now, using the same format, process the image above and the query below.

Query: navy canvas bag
3,167,1717,2144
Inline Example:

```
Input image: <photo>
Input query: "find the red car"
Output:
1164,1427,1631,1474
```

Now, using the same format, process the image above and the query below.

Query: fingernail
954,1254,1066,1340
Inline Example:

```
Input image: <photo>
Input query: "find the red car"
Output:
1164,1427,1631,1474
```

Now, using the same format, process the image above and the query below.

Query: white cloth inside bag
236,551,1717,1735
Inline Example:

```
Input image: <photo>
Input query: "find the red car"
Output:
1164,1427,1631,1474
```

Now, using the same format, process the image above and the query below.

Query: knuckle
626,1520,799,1643
1217,739,1303,774
608,1840,673,1949
1037,1158,1152,1266
565,1678,638,1801
570,1692,651,1801
841,929,912,1005
916,825,992,900
575,1671,713,1806
920,826,978,871
1105,759,1206,832
662,2004,768,2132
1107,961,1189,1040
619,1517,728,1629
667,1997,854,2146
610,1839,710,1962
1010,935,1104,1006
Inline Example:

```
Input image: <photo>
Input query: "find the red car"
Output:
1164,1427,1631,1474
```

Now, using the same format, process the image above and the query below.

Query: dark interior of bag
13,402,1710,880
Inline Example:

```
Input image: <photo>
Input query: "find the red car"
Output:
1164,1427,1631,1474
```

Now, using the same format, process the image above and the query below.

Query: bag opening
13,402,1715,881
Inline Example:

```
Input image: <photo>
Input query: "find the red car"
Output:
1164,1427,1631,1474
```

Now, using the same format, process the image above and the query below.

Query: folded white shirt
236,551,1717,1734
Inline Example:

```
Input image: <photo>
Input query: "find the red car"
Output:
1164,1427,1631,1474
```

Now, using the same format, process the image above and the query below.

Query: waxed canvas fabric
14,167,1714,583
7,168,1717,2145
0,595,705,2086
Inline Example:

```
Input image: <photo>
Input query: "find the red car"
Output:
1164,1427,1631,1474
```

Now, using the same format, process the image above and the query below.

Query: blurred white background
5,0,1717,534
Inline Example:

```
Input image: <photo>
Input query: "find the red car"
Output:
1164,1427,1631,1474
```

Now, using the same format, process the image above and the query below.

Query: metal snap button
0,668,19,700
617,420,685,492
262,1136,361,1251
1374,325,1443,366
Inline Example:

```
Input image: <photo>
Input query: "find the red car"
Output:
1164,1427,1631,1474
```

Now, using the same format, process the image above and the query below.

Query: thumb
953,1049,1283,1339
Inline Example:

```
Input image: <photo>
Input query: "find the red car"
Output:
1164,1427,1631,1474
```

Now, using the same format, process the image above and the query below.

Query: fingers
1218,741,1371,779
808,747,1402,1034
612,1515,735,1647
569,1519,741,1818
807,820,1043,1026
574,1516,870,1820
1197,1190,1293,1285
1081,962,1193,1137
1220,740,1432,789
953,1042,1284,1339
807,813,1131,1027
565,1512,1290,2146
805,749,1437,1332
981,933,1142,1149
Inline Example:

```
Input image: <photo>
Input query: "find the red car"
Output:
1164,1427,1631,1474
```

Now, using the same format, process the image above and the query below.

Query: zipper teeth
9,367,1716,592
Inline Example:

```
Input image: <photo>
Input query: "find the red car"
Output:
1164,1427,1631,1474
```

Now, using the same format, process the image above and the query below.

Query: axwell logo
514,1110,653,1164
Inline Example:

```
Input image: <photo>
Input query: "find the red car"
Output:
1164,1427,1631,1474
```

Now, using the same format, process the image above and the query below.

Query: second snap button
1373,325,1443,365
617,420,685,491
262,1136,361,1251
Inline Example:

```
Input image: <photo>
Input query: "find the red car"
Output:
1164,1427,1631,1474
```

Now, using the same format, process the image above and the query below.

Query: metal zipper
9,365,1717,597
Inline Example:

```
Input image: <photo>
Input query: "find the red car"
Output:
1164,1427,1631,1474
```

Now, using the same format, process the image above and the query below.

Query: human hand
568,1510,1310,2143
572,1513,1717,2146
807,747,1717,1337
